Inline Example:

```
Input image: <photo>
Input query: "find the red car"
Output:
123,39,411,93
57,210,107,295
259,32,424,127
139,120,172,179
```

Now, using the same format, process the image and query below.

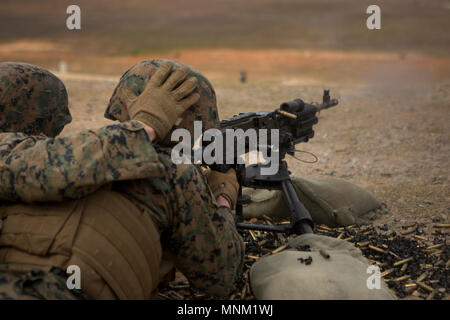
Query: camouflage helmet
105,59,219,146
0,62,71,137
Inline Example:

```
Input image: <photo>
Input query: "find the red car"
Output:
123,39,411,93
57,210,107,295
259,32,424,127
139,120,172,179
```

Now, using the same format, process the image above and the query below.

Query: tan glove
207,168,240,209
127,61,200,141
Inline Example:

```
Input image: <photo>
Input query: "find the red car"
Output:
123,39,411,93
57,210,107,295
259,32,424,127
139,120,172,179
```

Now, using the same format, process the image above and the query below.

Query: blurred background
0,0,449,259
0,0,449,81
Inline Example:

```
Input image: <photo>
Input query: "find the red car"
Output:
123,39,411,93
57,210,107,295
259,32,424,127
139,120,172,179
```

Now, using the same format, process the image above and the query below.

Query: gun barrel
316,98,339,111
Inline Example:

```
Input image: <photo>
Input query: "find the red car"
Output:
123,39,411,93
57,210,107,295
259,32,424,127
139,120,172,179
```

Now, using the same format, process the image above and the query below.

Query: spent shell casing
319,249,330,259
368,245,385,253
413,235,428,241
426,243,444,250
403,222,417,229
393,257,413,267
400,228,416,235
380,268,394,278
417,282,434,292
426,290,436,300
388,251,400,259
157,293,170,300
400,263,408,273
262,215,274,223
318,224,332,231
416,272,428,283
271,244,288,255
395,275,410,282
429,250,443,257
357,241,370,247
240,283,247,299
433,223,450,228
279,110,297,119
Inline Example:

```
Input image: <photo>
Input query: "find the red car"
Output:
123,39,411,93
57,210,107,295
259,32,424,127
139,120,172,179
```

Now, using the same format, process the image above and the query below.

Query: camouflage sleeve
0,120,166,202
114,147,245,298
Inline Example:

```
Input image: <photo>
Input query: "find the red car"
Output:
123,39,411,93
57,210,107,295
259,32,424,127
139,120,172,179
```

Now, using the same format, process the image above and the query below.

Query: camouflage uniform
0,62,244,299
0,62,71,137
106,58,220,147
0,264,87,300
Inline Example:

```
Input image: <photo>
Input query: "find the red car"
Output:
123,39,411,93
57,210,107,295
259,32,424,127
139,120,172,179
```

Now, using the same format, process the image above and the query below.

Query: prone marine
0,61,397,300
0,60,244,299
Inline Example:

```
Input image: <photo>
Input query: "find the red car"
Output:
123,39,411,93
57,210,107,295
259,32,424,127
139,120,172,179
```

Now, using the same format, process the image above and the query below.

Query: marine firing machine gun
211,90,338,235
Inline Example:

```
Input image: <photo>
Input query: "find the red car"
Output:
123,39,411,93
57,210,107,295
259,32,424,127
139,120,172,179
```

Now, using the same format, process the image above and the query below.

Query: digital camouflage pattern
114,146,244,296
0,121,162,202
0,122,244,297
0,62,71,137
105,59,220,147
0,62,244,298
0,265,87,300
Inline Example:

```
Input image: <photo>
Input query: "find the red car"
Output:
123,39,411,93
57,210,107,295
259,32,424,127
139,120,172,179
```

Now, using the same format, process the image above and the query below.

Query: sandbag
242,176,386,227
249,234,396,300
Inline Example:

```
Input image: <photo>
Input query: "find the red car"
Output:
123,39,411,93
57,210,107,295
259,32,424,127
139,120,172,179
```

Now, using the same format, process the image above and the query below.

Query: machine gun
210,90,338,235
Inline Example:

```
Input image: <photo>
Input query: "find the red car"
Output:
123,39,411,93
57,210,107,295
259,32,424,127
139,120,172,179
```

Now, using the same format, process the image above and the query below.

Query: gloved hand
207,168,240,210
127,61,200,142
